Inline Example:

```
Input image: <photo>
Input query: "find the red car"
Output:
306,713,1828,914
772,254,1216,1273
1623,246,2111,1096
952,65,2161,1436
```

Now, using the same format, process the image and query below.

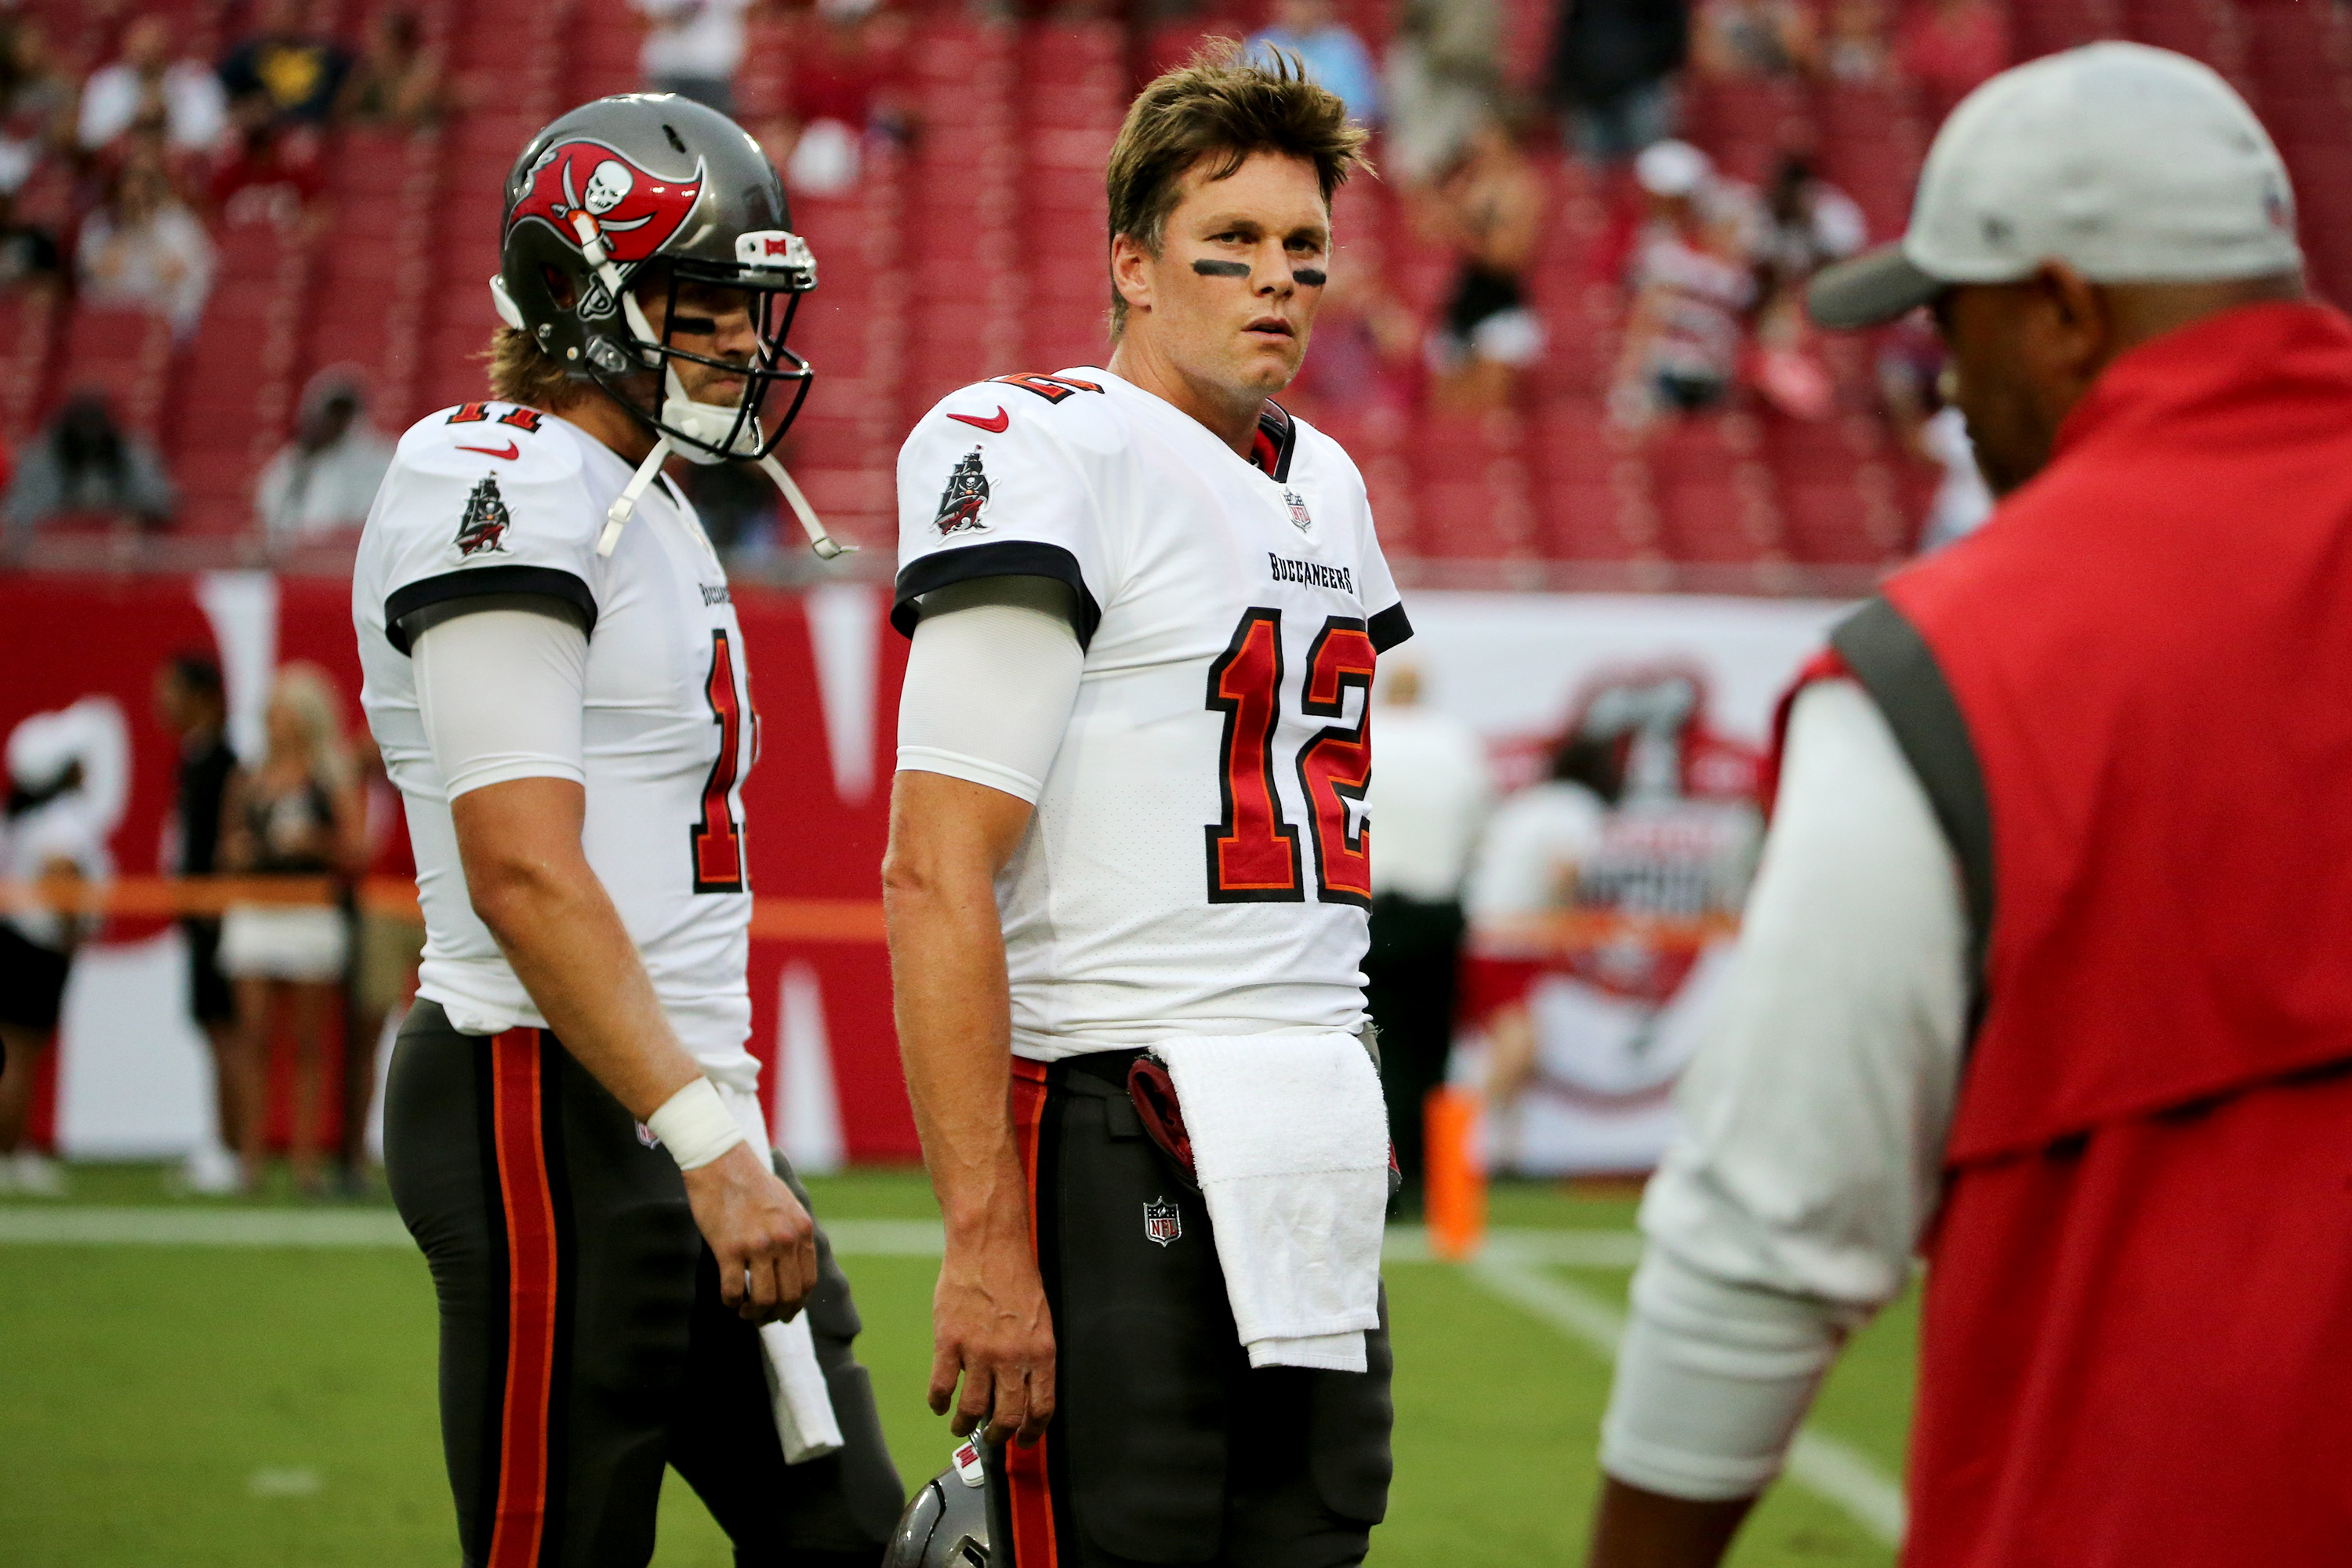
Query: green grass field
0,1167,1915,1566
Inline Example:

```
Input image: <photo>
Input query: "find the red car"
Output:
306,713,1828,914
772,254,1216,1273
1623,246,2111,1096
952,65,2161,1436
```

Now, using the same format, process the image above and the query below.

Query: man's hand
680,1140,818,1323
930,1219,1056,1446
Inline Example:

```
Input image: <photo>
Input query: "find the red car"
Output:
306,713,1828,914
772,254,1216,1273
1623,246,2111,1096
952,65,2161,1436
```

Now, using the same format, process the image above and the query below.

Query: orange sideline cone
1424,1086,1486,1261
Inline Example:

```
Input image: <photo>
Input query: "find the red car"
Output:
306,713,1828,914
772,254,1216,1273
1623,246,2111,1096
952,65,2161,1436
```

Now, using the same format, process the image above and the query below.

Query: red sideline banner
0,572,917,1164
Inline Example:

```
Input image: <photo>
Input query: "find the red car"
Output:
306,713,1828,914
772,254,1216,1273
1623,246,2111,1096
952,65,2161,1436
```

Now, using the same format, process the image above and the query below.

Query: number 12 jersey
894,368,1414,1062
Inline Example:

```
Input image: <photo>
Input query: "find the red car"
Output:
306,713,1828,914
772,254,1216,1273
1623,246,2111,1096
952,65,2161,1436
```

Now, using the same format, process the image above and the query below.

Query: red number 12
1203,608,1375,907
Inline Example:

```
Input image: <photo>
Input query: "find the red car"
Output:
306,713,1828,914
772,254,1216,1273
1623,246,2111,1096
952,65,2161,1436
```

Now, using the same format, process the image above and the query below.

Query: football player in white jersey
884,51,1407,1567
354,96,900,1567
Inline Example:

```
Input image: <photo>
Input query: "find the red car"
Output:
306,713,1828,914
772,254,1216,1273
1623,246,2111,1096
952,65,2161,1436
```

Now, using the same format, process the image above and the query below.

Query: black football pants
384,1002,904,1568
991,1051,1393,1568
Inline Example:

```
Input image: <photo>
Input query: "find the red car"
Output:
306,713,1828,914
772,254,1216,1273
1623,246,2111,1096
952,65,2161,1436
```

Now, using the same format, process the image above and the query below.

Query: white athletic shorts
220,904,349,983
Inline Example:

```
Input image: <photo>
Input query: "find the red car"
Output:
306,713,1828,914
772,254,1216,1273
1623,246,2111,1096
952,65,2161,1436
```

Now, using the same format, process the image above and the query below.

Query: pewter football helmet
884,1439,991,1568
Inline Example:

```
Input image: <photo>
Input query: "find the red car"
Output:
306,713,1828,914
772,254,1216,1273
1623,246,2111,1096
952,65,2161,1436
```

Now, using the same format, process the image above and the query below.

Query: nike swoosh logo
947,406,1010,433
456,441,520,460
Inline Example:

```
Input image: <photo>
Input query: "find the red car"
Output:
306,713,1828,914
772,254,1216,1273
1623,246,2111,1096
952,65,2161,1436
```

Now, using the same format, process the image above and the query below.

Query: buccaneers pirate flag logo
934,448,990,535
455,476,512,557
509,140,704,266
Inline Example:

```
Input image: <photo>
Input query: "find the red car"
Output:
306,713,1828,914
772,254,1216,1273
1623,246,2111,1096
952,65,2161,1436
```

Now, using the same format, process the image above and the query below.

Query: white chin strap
537,219,853,562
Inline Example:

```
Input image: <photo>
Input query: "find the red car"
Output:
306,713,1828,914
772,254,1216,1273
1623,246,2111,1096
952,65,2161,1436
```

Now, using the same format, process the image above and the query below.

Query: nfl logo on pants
1143,1196,1182,1247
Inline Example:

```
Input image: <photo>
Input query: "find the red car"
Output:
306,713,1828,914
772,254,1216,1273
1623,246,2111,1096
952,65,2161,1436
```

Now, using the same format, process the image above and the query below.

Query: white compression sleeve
412,606,590,800
895,576,1084,804
1599,678,1969,1500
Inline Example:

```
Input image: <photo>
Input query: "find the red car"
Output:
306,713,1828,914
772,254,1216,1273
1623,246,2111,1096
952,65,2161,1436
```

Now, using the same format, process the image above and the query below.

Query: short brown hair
484,327,581,412
1104,42,1370,336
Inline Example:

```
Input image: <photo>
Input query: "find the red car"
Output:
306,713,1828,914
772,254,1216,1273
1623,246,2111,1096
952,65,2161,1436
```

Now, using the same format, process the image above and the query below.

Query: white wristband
646,1076,746,1171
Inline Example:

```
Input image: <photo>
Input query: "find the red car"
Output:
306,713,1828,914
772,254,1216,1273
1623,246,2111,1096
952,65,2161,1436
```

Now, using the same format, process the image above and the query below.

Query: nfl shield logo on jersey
1283,488,1312,532
1143,1196,1182,1247
934,448,991,535
455,476,512,557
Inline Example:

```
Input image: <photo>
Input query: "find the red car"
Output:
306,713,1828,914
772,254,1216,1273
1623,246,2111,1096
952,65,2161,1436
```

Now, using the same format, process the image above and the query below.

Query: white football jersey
895,368,1412,1061
354,402,760,1088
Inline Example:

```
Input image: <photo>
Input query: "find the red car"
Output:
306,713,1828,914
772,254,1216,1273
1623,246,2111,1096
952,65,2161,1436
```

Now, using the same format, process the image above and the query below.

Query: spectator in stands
154,652,245,1196
1549,0,1688,164
0,16,68,296
1249,0,1381,125
1422,114,1549,410
219,0,351,128
632,0,751,115
257,369,395,543
78,16,230,158
2,393,176,536
1693,0,1819,81
1749,154,1864,419
208,93,327,228
217,662,364,1196
1822,0,1892,85
77,141,215,335
1896,0,2009,126
0,16,74,201
1385,0,1503,185
1610,139,1760,429
336,9,445,129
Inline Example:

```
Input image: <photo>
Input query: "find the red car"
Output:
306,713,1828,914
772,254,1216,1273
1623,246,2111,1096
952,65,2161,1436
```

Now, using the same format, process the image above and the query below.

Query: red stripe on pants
488,1029,560,1568
1004,1061,1058,1568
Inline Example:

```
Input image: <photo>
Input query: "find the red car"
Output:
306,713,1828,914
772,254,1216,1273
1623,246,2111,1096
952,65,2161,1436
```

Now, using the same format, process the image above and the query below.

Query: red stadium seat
53,306,173,435
0,289,59,445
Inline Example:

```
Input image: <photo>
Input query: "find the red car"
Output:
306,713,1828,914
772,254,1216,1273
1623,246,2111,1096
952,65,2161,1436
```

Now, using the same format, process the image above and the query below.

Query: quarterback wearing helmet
885,49,1403,1568
356,95,899,1566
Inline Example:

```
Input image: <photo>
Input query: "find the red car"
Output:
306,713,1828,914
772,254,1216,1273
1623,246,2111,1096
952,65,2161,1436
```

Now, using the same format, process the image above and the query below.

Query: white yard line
1467,1255,1907,1548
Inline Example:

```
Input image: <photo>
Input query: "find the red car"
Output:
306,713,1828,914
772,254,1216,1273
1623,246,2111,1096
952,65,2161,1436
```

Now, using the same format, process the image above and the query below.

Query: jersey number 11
1204,607,1376,908
692,630,746,894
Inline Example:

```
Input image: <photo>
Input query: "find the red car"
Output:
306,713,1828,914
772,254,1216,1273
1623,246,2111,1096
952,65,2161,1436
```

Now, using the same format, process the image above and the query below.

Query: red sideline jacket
1792,303,2352,1566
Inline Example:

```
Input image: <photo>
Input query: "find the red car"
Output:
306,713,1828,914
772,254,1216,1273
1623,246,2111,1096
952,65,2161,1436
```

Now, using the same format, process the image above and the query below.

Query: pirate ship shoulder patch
454,475,513,557
934,447,991,536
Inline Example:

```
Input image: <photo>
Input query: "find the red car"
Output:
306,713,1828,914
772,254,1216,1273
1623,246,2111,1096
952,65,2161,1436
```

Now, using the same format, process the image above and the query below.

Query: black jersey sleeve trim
383,565,598,655
1368,602,1414,653
1829,594,1994,1036
891,541,1102,651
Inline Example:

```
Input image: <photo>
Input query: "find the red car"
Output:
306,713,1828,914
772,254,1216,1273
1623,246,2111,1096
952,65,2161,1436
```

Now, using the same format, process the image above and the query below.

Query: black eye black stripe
1190,259,1329,286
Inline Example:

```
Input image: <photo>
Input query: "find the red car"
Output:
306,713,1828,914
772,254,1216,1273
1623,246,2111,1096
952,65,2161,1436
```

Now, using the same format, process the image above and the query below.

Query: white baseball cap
1809,42,2302,328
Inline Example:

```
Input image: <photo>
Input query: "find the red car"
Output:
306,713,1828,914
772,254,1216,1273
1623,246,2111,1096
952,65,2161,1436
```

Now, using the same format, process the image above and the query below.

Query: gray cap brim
1806,245,1946,329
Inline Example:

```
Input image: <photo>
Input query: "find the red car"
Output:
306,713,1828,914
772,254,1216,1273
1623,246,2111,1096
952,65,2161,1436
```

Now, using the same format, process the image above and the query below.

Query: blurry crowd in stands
0,0,440,542
0,0,2028,557
0,651,417,1197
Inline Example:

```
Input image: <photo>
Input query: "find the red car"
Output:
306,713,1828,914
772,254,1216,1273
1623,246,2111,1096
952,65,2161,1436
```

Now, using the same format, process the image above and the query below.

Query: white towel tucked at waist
720,1086,845,1463
1149,1033,1389,1372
